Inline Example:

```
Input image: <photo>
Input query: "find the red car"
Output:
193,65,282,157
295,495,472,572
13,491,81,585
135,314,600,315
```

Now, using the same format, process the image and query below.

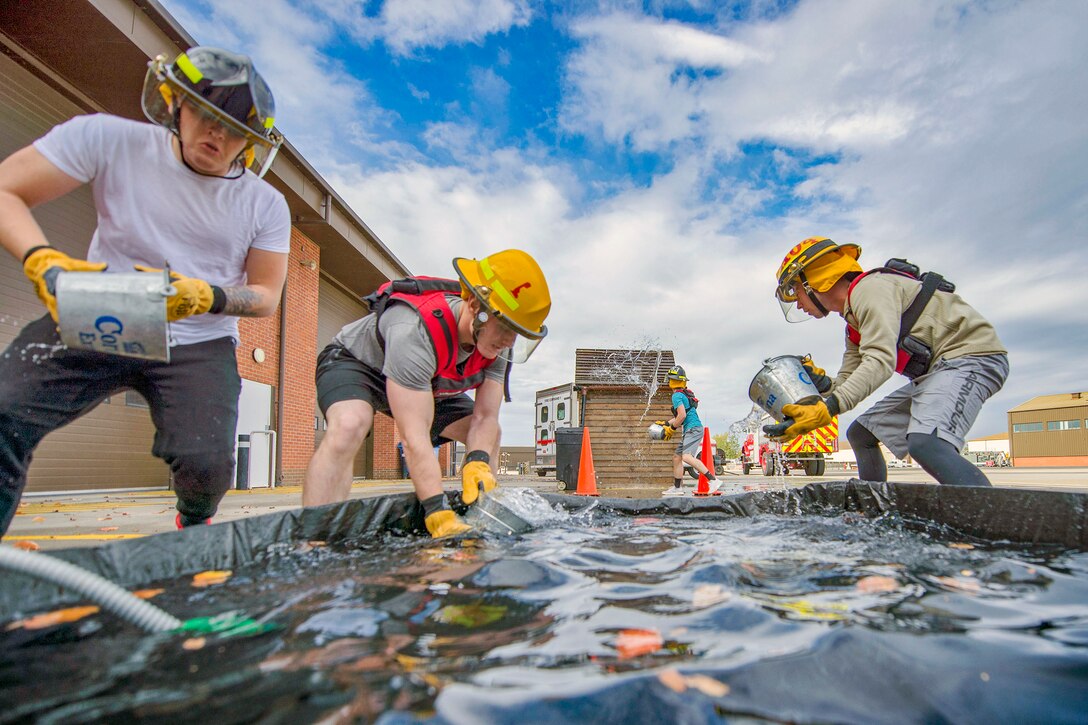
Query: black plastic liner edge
3,481,1085,617
544,480,1088,551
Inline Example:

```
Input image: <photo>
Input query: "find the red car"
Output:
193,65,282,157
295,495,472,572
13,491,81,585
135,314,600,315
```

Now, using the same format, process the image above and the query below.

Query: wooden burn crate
574,349,678,488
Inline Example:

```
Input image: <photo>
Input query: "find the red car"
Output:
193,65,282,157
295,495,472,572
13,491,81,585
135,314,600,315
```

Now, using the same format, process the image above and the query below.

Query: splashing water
581,337,666,422
17,342,68,365
727,405,764,442
727,405,794,499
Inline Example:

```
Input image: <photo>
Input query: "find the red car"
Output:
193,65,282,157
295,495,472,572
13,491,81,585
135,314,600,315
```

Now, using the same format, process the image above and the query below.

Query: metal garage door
315,276,372,477
0,52,168,493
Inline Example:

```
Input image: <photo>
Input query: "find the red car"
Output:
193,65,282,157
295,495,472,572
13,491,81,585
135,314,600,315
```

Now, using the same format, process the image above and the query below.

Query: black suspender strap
898,272,943,343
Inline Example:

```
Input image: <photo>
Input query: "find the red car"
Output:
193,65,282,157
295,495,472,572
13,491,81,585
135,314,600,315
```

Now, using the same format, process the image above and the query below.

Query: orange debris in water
856,575,899,593
192,570,232,587
8,606,100,630
615,628,663,659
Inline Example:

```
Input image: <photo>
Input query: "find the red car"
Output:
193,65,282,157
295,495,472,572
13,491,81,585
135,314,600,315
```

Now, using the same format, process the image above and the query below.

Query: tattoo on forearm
222,286,265,316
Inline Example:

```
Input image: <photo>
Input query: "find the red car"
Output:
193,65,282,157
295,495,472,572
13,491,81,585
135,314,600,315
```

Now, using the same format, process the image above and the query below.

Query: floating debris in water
3,507,1087,722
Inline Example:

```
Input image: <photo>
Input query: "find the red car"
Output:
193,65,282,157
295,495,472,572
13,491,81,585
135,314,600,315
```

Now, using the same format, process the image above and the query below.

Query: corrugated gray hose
0,546,182,633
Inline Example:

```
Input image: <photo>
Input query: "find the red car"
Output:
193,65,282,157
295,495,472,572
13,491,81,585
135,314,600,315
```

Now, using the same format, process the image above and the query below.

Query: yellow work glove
800,354,833,393
424,510,473,538
654,421,676,441
763,396,840,442
134,265,222,322
460,450,497,505
22,246,108,321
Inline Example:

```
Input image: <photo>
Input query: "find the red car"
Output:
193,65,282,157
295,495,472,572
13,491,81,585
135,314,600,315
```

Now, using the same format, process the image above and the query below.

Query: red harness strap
366,277,496,397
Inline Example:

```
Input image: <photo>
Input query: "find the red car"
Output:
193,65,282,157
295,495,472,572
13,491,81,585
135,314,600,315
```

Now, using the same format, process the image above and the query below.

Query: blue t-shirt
672,390,702,431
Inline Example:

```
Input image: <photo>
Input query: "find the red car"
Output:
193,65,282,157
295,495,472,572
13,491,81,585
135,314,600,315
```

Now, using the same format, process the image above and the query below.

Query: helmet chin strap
177,138,246,179
800,272,830,316
173,107,245,180
469,309,488,346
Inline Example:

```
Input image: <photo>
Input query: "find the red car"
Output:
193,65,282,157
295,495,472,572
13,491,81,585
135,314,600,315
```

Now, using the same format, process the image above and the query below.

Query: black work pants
0,315,241,533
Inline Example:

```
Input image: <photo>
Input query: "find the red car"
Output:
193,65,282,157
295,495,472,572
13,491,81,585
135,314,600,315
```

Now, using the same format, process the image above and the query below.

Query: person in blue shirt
655,365,721,496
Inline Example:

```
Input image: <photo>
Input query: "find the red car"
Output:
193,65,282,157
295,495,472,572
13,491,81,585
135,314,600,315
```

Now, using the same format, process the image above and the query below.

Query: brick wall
371,415,456,480
236,229,320,485
372,413,400,479
233,229,456,486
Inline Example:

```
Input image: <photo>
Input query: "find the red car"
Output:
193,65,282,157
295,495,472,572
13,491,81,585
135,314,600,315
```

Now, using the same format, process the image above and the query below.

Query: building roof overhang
0,0,408,297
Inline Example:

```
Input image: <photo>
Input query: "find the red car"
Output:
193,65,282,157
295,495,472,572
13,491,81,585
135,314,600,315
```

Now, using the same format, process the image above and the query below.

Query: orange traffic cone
695,426,720,496
574,427,600,496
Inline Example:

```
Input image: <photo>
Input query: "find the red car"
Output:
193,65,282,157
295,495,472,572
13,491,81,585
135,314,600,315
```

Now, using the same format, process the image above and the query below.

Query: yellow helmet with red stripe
775,237,862,321
453,249,551,362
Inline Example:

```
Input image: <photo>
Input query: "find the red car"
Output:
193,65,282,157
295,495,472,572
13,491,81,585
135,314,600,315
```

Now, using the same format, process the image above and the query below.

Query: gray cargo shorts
675,425,704,456
854,353,1009,459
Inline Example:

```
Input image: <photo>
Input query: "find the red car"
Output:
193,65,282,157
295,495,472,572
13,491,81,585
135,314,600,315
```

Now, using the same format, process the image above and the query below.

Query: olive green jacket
830,273,1006,412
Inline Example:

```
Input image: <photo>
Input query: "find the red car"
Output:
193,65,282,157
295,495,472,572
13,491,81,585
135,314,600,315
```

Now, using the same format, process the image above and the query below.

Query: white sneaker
661,487,689,497
702,478,722,495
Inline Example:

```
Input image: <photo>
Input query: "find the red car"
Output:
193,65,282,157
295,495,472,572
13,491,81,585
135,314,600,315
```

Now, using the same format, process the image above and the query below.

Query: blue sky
160,0,1088,447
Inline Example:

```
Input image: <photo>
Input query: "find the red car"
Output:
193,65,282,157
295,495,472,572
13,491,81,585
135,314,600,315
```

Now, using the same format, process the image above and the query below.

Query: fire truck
533,383,581,477
741,416,839,476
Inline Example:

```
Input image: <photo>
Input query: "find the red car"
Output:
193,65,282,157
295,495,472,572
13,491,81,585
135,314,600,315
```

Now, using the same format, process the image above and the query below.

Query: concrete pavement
4,467,1085,551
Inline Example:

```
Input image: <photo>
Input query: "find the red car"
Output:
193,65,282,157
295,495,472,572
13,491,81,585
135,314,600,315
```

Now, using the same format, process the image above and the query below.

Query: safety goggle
776,278,799,303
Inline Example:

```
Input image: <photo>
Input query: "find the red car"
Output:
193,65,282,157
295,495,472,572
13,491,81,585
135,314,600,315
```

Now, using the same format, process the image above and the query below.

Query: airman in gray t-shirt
334,295,507,392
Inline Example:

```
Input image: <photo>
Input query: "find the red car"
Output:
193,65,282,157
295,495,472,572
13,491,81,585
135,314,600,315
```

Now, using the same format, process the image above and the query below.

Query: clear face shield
141,55,283,178
487,314,545,364
499,329,545,364
776,276,814,323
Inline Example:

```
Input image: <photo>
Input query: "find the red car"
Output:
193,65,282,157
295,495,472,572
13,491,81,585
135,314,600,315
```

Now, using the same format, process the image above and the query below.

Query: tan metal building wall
315,276,371,477
0,51,168,492
1009,395,1088,465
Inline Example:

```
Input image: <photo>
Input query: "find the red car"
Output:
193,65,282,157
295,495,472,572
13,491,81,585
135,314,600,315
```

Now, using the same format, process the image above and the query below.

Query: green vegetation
714,432,741,459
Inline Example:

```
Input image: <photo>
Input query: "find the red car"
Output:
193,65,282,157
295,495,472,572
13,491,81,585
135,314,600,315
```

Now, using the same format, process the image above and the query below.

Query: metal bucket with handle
463,491,533,536
747,354,822,422
55,270,175,362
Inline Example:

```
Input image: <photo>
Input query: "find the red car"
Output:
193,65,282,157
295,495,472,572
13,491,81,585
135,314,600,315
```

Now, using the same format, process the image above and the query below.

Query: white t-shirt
34,114,291,346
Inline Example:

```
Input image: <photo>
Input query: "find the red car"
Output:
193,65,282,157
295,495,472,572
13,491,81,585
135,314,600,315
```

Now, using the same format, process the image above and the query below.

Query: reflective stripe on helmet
477,257,519,309
175,53,203,83
490,280,519,311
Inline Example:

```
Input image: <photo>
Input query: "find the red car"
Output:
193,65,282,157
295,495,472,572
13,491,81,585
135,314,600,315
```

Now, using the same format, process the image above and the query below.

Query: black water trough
1,481,1085,724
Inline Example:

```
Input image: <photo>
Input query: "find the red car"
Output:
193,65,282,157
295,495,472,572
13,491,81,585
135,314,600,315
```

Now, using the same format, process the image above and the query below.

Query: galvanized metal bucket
748,355,821,422
55,271,174,362
647,423,667,440
463,491,533,536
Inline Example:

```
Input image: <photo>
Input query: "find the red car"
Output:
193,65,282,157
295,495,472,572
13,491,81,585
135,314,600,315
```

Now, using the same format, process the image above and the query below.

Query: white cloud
161,0,1088,445
554,0,1088,439
325,0,533,56
163,0,419,170
561,13,766,151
